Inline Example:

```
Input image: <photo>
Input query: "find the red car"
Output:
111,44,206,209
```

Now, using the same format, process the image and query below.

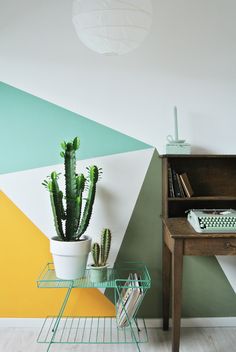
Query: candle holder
165,107,191,154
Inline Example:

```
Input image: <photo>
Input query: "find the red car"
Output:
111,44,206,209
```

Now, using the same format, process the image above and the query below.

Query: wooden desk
162,217,236,352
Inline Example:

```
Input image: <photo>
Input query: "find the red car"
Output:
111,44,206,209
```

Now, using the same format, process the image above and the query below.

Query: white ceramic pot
50,236,91,280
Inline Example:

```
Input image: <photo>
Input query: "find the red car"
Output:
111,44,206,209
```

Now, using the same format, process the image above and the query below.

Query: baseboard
145,317,236,328
0,318,45,328
0,317,236,328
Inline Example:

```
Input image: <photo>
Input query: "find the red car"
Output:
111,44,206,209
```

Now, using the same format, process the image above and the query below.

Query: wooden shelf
168,196,236,201
163,155,236,217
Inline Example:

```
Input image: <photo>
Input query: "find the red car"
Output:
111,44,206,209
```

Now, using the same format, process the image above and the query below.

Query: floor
0,327,236,352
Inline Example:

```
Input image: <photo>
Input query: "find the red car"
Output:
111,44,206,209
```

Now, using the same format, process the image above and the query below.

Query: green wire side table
36,262,151,352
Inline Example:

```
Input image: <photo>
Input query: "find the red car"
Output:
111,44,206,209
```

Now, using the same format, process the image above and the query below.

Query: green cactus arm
64,143,77,240
70,195,82,240
77,183,96,238
43,172,65,240
92,243,100,266
49,190,65,240
73,136,80,151
58,190,66,220
77,166,100,239
75,195,82,219
101,229,111,266
70,174,86,240
51,172,66,220
76,173,86,195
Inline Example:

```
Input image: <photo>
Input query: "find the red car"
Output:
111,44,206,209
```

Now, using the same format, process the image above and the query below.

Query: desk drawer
184,238,236,255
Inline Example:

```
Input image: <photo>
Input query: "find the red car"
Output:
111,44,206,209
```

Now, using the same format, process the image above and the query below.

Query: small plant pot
89,264,109,283
50,236,91,280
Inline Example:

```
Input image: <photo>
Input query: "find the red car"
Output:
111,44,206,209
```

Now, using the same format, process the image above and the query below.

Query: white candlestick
174,106,179,141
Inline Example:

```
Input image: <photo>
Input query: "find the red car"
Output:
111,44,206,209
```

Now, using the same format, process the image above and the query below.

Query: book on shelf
116,273,143,327
176,173,186,198
168,164,175,197
179,173,194,197
172,169,182,198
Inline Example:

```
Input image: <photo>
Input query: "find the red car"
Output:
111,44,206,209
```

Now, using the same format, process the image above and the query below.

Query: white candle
174,106,179,141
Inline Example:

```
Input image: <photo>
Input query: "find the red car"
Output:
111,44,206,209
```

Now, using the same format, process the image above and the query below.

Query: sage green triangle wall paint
0,82,150,174
107,150,236,318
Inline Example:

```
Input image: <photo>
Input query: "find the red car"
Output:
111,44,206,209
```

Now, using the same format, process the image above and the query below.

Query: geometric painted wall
0,149,154,317
0,81,153,317
0,82,236,319
0,150,154,317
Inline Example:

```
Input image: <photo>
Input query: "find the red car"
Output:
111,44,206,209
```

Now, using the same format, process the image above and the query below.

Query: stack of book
116,273,144,327
168,164,194,198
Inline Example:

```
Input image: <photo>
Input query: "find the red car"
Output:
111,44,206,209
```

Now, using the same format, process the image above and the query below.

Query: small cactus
92,228,112,267
101,228,112,266
92,243,100,266
42,137,102,241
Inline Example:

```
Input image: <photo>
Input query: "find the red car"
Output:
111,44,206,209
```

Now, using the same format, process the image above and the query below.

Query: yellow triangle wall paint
0,191,115,317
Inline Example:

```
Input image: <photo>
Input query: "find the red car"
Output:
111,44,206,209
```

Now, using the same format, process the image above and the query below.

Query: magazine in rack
116,273,144,327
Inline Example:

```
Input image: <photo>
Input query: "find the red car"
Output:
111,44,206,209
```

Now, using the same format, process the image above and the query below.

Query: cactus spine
92,228,112,267
42,137,101,241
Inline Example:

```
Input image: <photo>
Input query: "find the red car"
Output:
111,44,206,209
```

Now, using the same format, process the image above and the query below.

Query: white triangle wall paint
0,148,154,267
216,256,236,293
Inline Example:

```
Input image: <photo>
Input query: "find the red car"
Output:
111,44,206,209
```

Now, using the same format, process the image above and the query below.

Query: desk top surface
162,217,236,239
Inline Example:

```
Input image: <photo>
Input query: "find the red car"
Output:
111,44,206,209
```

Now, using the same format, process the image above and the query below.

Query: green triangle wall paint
106,150,236,318
0,82,151,174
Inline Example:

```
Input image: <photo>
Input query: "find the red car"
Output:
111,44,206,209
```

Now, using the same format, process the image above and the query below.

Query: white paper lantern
72,0,152,55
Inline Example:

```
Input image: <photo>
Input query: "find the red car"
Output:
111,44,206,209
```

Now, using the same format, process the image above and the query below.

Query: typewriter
187,209,236,233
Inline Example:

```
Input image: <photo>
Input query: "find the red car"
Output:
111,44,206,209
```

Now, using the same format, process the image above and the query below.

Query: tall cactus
91,228,112,267
42,137,101,241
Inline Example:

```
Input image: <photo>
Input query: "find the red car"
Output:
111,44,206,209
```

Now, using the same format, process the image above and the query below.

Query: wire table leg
126,318,142,352
129,322,142,352
46,282,73,352
134,318,141,333
115,287,142,352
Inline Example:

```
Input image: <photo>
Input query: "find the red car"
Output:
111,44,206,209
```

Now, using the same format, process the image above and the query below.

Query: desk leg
163,241,171,330
172,239,183,352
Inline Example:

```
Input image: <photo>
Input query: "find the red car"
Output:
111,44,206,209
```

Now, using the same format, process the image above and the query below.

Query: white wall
0,0,236,153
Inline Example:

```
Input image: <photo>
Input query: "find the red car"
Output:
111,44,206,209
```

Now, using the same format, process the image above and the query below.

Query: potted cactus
42,137,102,280
90,228,112,283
